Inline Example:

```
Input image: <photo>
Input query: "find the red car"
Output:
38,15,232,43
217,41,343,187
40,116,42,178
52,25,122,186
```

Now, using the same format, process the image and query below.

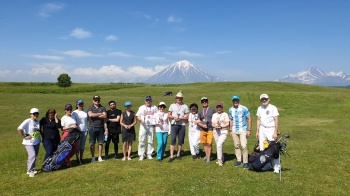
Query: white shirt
211,112,230,133
61,115,77,128
168,103,189,126
18,119,41,145
188,113,200,132
153,111,170,133
136,105,158,126
256,104,279,127
72,110,88,132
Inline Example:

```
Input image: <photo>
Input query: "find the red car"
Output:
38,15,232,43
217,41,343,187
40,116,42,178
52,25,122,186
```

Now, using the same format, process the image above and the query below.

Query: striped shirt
228,105,250,132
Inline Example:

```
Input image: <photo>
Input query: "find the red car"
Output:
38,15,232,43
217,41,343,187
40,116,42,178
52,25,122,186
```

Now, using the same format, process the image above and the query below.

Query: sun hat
231,95,240,100
260,94,269,100
29,108,39,114
176,90,183,98
124,101,132,107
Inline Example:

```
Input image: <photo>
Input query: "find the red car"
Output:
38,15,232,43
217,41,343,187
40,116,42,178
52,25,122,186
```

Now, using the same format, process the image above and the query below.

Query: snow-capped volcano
145,60,222,84
277,67,350,86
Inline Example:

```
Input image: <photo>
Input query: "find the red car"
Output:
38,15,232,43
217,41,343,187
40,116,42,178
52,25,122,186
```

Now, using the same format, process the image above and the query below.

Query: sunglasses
32,112,39,115
94,99,100,102
159,105,166,108
66,108,72,111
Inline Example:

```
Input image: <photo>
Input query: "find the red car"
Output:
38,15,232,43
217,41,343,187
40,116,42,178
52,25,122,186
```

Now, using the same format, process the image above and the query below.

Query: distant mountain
145,60,222,84
277,67,350,86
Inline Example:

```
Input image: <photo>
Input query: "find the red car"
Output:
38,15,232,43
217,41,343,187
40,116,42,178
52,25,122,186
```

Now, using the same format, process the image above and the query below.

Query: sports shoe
234,161,242,167
128,157,132,161
218,162,223,167
98,157,104,162
203,157,208,162
27,170,38,175
274,166,280,174
91,157,96,163
177,155,182,160
139,155,144,161
206,160,210,164
114,155,118,160
147,155,153,160
192,155,197,160
168,157,174,163
196,154,201,159
28,171,35,177
122,157,126,161
243,163,249,169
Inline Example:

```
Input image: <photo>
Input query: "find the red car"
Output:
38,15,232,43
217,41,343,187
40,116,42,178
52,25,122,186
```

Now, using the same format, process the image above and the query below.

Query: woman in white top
17,108,41,177
188,103,201,159
154,102,170,161
211,102,230,166
72,99,89,164
61,104,78,168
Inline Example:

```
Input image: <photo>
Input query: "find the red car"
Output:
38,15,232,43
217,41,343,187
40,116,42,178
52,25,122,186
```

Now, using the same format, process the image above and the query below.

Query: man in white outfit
136,96,158,161
256,93,280,173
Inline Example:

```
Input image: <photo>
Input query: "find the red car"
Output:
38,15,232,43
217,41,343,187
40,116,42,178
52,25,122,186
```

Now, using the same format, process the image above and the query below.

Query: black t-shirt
40,117,61,139
107,109,122,133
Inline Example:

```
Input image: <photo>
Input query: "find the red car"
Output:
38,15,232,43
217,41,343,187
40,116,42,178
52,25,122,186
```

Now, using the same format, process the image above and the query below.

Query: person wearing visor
120,101,137,161
188,103,201,159
256,93,280,173
17,108,41,177
72,99,88,164
197,97,216,163
87,95,107,163
228,95,251,169
154,102,170,161
136,96,158,161
168,90,189,162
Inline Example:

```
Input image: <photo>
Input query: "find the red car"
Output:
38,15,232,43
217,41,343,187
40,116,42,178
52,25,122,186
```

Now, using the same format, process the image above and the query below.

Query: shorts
170,125,186,145
200,130,213,144
89,127,104,145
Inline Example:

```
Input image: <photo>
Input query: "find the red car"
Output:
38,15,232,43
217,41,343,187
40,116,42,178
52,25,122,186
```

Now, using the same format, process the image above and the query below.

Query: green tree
57,73,72,88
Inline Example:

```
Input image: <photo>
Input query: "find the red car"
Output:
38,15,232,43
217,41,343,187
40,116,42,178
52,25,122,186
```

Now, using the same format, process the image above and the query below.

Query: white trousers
138,125,154,156
188,130,200,155
259,126,280,169
213,130,227,162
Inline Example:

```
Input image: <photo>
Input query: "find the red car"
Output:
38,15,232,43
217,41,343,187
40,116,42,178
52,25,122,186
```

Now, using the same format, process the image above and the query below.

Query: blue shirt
228,105,250,132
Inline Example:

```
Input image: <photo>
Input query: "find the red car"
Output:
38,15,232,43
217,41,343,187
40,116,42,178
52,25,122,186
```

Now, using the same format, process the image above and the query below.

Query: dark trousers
105,132,120,156
43,137,60,161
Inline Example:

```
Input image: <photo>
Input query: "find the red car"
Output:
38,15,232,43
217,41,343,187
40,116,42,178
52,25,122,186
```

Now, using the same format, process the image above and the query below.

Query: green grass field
1,82,349,195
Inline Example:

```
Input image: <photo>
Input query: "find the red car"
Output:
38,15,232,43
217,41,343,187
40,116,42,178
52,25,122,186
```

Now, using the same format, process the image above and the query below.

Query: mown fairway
1,82,349,195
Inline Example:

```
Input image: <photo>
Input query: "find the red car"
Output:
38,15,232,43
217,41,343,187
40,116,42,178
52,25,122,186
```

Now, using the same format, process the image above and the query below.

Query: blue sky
1,0,349,83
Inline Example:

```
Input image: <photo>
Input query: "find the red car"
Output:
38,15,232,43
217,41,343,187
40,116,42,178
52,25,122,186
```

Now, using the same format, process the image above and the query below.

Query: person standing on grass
136,96,158,161
256,93,280,173
188,103,201,159
72,99,89,164
154,102,170,161
120,101,137,161
105,100,122,160
197,97,216,164
40,108,61,161
61,104,79,168
228,95,252,169
88,95,107,163
212,102,230,167
168,90,189,162
17,108,41,177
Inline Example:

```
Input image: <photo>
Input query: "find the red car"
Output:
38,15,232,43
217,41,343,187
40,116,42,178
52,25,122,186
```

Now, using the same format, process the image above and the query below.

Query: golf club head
284,134,290,138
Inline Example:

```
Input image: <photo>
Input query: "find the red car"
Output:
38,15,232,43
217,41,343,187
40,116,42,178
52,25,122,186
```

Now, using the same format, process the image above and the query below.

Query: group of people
17,90,280,177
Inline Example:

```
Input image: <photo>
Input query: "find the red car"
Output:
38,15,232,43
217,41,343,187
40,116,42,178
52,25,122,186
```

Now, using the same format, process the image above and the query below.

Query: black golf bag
248,141,280,171
42,128,80,172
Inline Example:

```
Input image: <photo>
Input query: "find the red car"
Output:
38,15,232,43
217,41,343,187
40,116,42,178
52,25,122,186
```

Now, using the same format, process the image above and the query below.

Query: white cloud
60,50,101,58
105,35,119,41
70,28,91,39
216,51,231,54
145,56,167,61
164,50,204,57
108,52,135,58
167,15,182,23
27,54,64,60
39,3,64,18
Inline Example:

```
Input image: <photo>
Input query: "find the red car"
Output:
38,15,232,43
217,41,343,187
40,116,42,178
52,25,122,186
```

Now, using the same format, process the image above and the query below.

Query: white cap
201,97,208,101
260,94,269,100
158,102,166,106
30,108,39,114
176,90,183,98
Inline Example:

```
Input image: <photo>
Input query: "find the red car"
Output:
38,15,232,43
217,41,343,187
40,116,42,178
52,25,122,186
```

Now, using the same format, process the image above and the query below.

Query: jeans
43,137,60,161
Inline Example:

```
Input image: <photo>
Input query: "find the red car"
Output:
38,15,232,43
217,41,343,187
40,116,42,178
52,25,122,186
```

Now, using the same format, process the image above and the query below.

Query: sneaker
243,163,249,169
203,157,208,162
274,166,280,174
139,155,144,161
122,157,126,161
196,154,201,159
28,171,35,177
157,159,162,162
98,157,104,162
115,156,118,160
27,170,38,175
128,157,132,161
91,157,96,163
147,155,153,160
168,157,174,163
218,162,223,167
192,155,196,160
177,155,182,160
234,161,242,167
206,160,210,164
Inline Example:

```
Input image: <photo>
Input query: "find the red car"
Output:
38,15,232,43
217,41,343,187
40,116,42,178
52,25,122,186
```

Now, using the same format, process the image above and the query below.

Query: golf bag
42,128,80,172
248,141,280,172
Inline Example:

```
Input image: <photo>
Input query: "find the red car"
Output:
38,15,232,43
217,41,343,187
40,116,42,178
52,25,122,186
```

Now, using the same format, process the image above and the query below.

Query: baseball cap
76,99,84,105
124,101,132,107
216,102,223,107
260,94,269,100
93,95,100,100
29,108,39,114
201,97,208,103
65,104,73,110
145,96,152,100
231,95,240,100
158,101,166,106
